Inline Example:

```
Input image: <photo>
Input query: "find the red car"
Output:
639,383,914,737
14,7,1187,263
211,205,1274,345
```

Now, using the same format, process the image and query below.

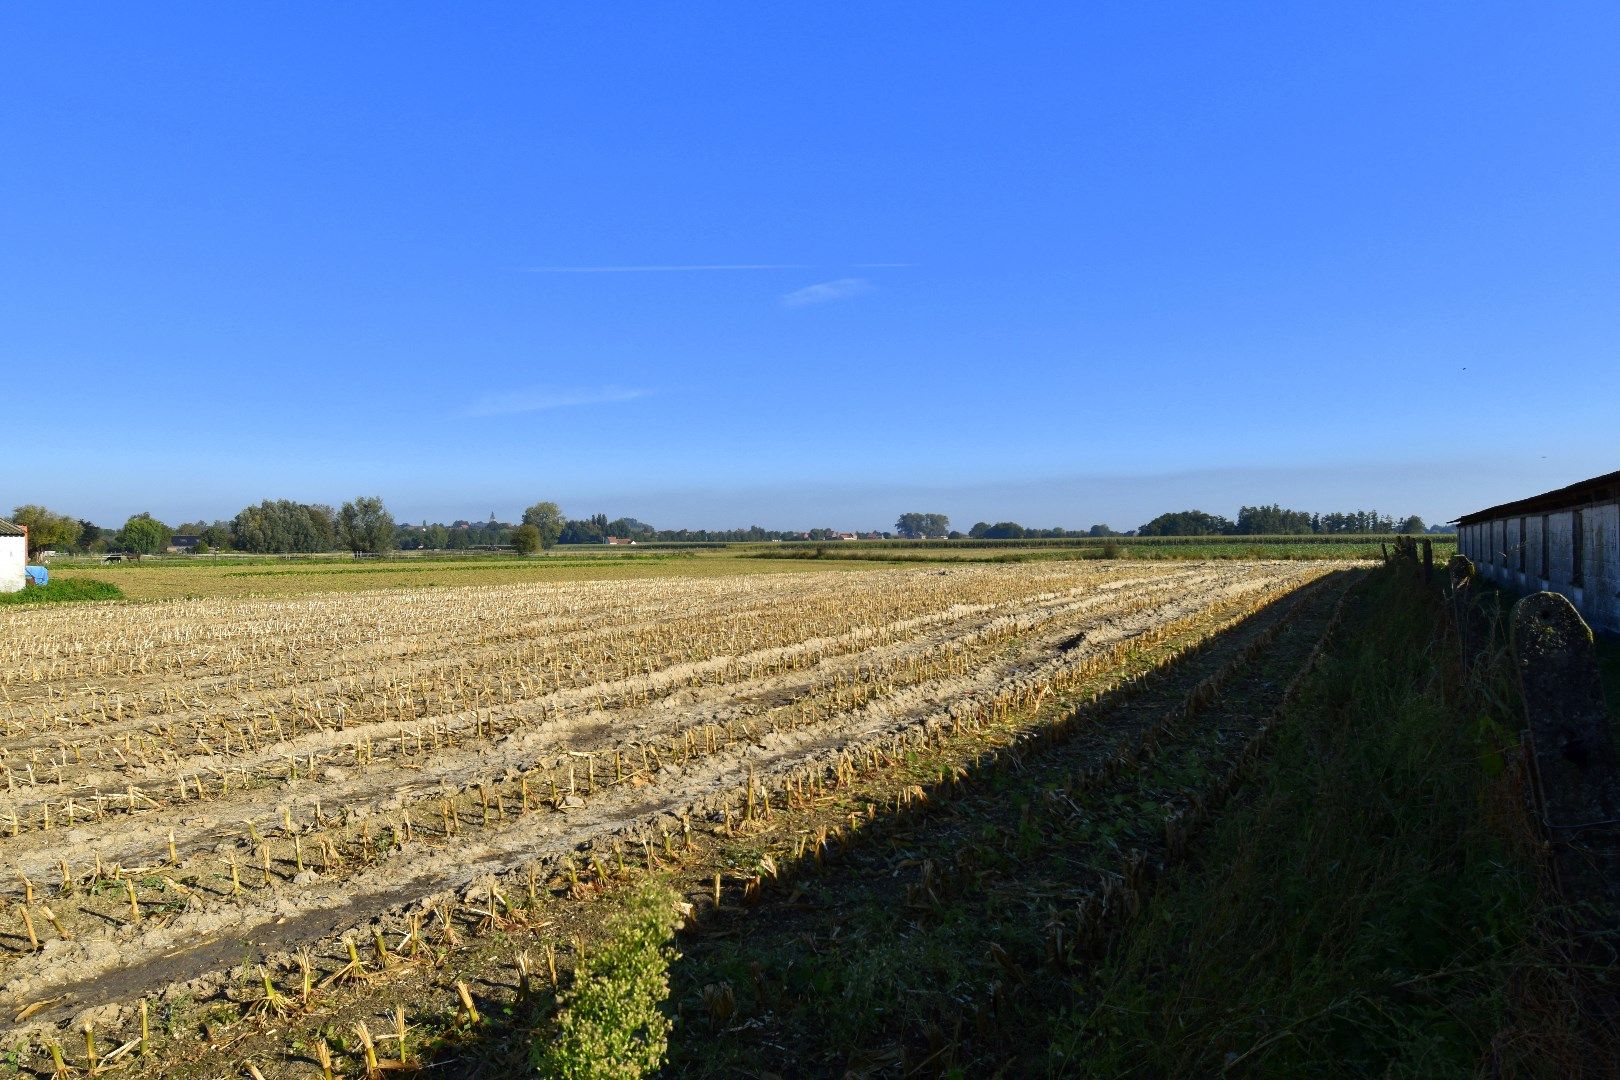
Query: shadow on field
410,570,1361,1078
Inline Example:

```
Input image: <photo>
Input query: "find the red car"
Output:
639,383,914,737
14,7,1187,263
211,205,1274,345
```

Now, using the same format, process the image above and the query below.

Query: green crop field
742,534,1458,563
41,552,867,600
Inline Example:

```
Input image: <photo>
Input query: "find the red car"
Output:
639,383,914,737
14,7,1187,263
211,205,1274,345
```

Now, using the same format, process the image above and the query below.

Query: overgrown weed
1063,567,1568,1077
532,882,683,1079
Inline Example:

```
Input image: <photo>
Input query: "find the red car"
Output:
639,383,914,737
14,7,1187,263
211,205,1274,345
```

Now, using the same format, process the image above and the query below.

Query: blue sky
3,4,1618,531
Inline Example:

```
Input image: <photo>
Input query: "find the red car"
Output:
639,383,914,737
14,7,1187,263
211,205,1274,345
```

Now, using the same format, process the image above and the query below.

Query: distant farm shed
1455,469,1619,633
0,520,25,593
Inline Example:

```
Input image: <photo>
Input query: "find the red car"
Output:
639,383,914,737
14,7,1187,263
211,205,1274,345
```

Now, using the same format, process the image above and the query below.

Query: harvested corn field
0,561,1356,1076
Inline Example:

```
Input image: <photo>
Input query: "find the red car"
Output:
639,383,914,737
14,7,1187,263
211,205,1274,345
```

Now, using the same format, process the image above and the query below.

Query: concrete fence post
1448,555,1475,664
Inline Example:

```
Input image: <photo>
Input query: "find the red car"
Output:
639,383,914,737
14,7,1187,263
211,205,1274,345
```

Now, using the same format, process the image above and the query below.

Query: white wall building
1455,470,1619,634
0,521,26,593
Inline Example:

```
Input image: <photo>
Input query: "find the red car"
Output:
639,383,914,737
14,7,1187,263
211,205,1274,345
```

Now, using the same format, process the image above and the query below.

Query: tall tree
1235,504,1314,535
1137,511,1233,537
606,516,655,539
895,512,950,539
9,505,82,556
231,500,338,553
77,520,105,551
199,521,232,550
560,515,608,544
307,504,339,549
511,523,543,555
116,513,172,556
338,496,396,555
522,501,566,550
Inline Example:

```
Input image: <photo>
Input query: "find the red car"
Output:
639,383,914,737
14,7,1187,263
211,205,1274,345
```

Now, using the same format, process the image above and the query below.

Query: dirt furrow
0,568,1227,862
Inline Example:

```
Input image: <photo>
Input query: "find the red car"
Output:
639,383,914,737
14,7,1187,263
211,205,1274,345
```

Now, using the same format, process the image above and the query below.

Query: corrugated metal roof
0,520,26,537
1454,469,1620,526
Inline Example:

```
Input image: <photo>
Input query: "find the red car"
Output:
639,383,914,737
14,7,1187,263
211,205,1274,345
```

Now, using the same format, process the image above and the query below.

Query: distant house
834,532,857,541
167,535,201,553
605,536,637,546
0,520,26,592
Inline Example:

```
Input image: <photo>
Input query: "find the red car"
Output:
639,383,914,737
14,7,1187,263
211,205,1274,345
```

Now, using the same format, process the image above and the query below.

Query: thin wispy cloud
458,385,648,418
780,277,872,308
518,264,809,273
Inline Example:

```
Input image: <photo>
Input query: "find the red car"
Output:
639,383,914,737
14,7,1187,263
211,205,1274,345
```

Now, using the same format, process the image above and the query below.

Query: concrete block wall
1549,511,1575,590
1585,503,1619,633
1526,515,1544,587
1458,500,1619,634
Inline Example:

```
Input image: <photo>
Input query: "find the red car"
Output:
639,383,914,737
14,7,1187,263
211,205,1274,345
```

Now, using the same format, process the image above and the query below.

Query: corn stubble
0,560,1347,1076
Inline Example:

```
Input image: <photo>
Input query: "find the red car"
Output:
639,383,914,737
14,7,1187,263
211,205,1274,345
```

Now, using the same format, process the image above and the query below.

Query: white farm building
1455,470,1619,634
0,520,25,593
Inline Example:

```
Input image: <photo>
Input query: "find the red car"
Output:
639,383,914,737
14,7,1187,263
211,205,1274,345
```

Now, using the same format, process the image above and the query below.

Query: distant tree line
6,497,1449,559
1136,505,1427,537
965,522,1118,540
7,495,843,555
9,505,176,557
8,497,399,557
906,507,1440,540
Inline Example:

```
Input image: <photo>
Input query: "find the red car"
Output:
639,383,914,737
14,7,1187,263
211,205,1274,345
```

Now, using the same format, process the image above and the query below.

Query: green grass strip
0,578,124,605
1061,567,1546,1077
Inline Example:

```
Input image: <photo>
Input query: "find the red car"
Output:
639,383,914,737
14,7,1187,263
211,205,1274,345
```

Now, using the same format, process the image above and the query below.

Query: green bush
533,883,683,1079
0,578,124,605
